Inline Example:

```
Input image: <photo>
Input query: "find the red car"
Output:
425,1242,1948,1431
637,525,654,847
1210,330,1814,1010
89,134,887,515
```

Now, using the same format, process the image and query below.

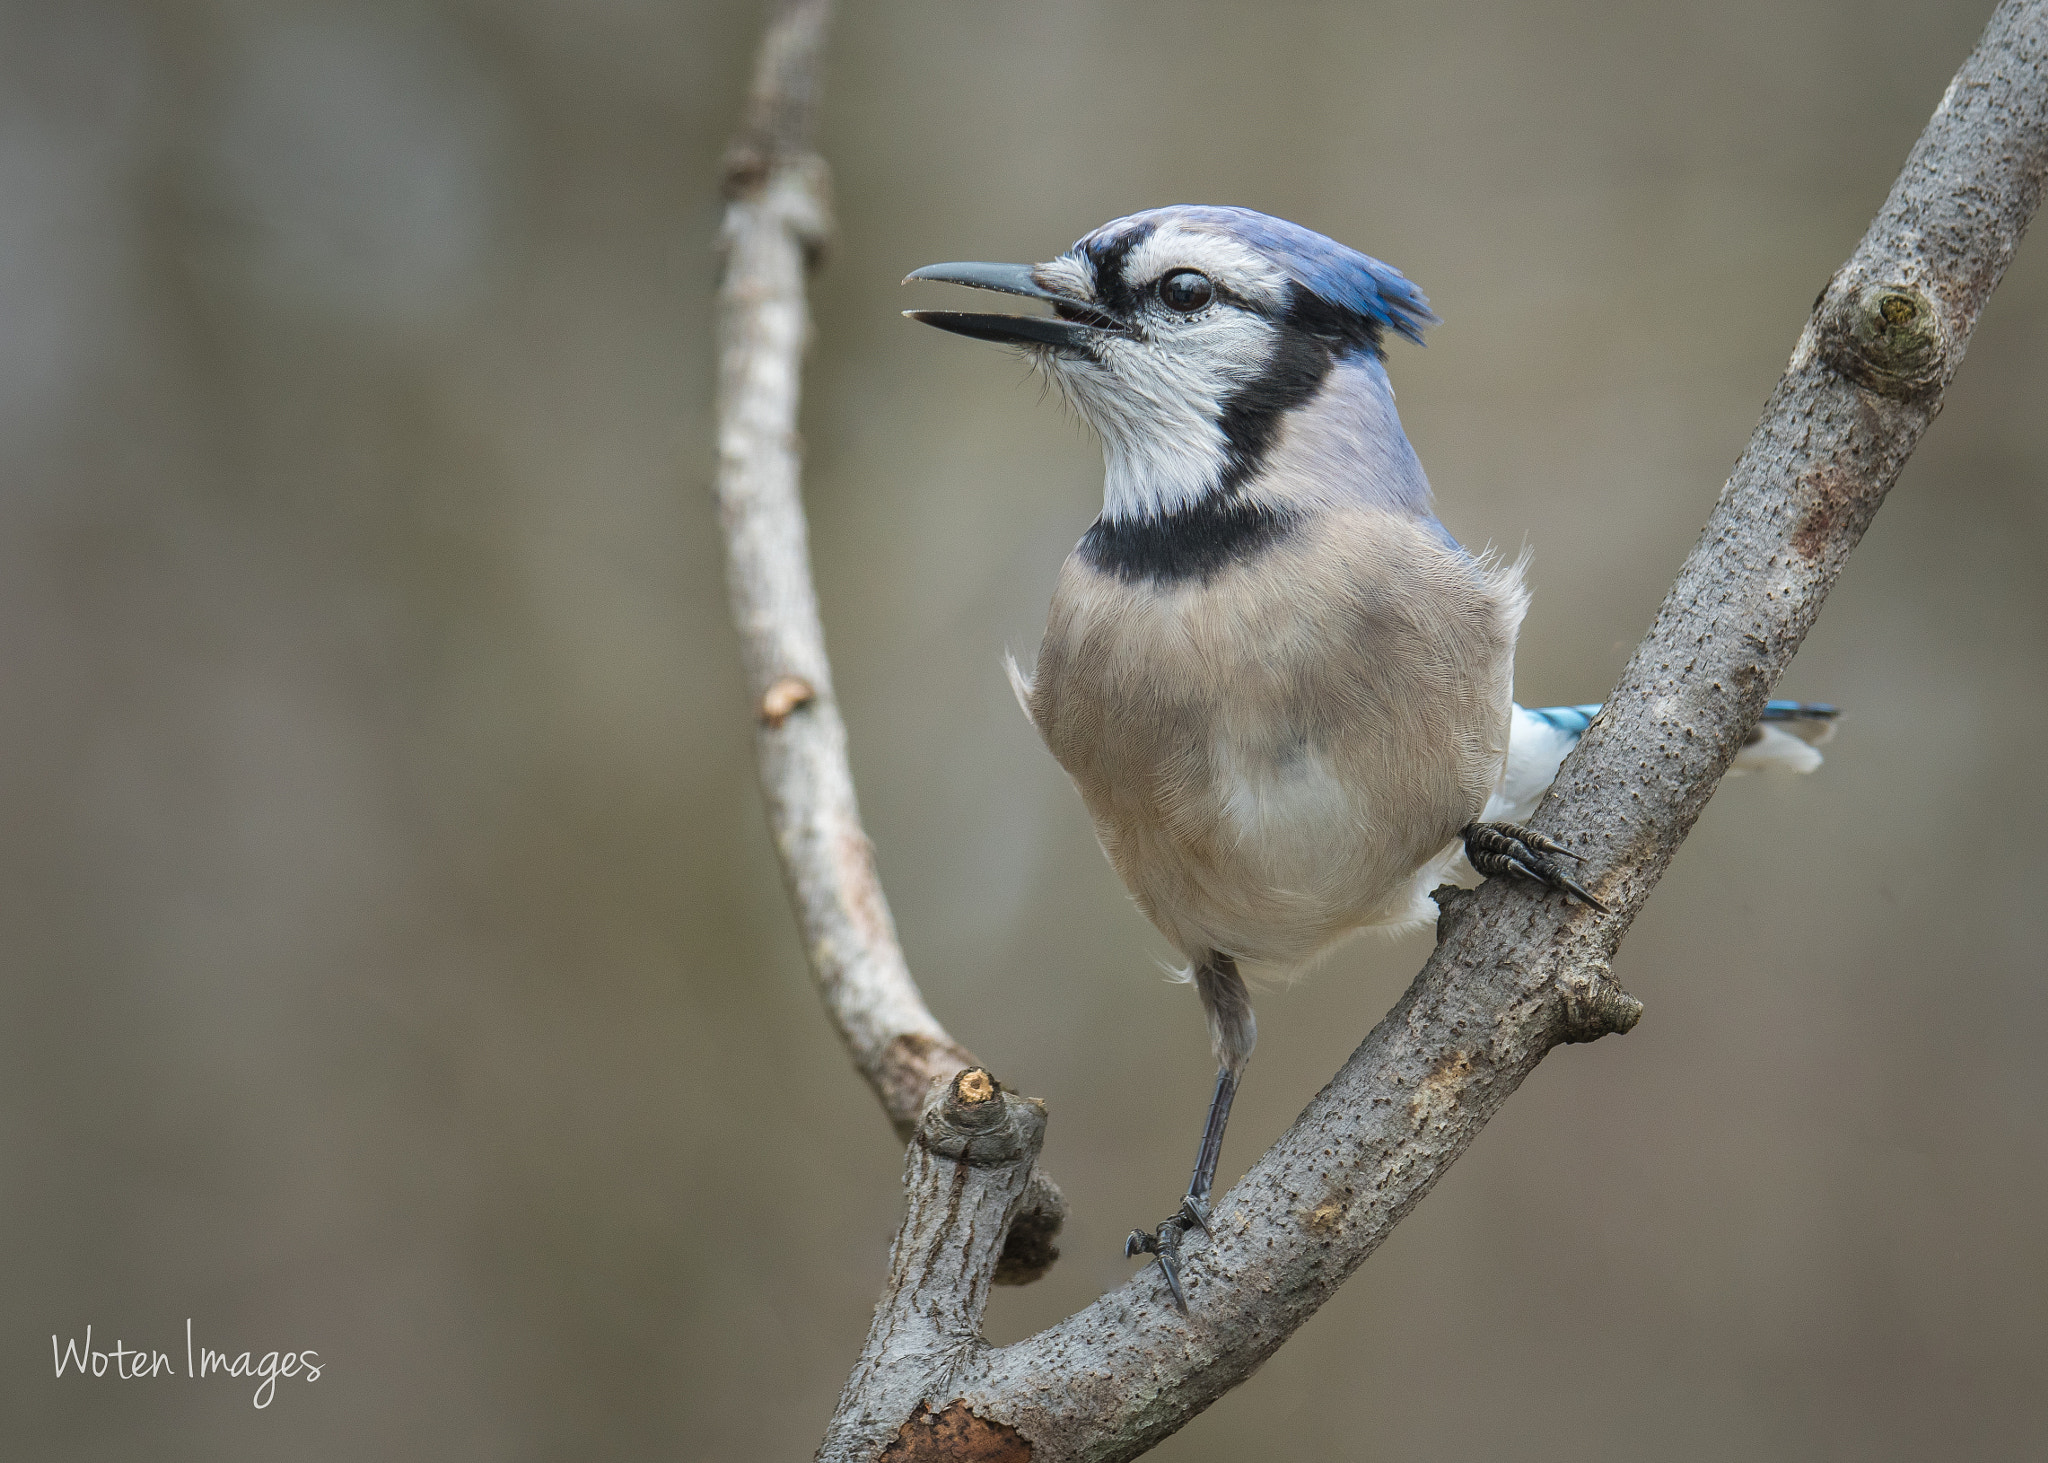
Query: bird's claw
1125,1196,1212,1313
1464,821,1608,911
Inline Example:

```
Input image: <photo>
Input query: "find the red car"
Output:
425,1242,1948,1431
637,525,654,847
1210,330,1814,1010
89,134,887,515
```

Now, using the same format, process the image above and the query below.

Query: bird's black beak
903,261,1116,353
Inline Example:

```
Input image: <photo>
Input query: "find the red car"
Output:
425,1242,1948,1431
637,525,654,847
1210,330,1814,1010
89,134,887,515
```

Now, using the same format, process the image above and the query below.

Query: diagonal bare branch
925,4,2048,1457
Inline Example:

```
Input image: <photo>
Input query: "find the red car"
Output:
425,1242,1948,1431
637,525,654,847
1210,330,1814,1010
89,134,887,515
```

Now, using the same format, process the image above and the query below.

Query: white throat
1095,403,1232,521
1048,326,1268,523
1032,218,1321,522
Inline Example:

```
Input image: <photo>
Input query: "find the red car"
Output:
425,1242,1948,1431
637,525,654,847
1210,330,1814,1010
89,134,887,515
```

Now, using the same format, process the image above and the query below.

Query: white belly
1200,724,1441,958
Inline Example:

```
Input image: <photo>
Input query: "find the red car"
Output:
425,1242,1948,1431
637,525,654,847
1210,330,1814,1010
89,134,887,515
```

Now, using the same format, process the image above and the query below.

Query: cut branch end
921,1069,1046,1165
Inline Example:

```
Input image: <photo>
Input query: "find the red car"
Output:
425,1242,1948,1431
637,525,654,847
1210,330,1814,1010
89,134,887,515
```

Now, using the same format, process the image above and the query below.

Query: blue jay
905,206,1836,1311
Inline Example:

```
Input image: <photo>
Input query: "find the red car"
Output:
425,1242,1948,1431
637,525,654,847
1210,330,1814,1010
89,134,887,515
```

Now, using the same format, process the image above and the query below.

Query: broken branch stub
817,1070,1049,1463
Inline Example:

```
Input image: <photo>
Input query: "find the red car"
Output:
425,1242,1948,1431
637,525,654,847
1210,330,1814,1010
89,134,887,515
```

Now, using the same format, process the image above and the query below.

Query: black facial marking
1083,222,1155,318
1208,283,1389,496
1284,287,1388,357
1069,258,1394,583
1077,497,1299,583
1214,315,1332,496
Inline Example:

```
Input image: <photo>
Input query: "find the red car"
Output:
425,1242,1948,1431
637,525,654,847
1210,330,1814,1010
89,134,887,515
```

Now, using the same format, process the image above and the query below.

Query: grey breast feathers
1019,505,1526,966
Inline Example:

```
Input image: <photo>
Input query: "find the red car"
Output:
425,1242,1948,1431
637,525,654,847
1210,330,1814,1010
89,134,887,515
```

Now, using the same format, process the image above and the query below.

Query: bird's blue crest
1072,205,1437,346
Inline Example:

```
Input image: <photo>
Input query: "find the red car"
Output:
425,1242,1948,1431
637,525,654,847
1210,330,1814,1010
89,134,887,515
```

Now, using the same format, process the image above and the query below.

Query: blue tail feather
1523,699,1839,743
1760,699,1839,722
1490,697,1841,826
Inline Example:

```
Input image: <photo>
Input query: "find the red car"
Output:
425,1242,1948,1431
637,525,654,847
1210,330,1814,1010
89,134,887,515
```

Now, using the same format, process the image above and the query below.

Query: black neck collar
1077,496,1299,583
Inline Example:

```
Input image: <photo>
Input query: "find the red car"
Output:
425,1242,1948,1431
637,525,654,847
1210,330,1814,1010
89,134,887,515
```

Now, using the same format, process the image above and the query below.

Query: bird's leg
1187,1062,1238,1213
1125,1066,1238,1312
1126,953,1252,1313
1463,821,1608,911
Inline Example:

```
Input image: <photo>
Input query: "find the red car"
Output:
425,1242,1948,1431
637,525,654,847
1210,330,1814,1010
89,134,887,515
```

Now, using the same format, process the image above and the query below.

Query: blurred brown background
5,1,2044,1458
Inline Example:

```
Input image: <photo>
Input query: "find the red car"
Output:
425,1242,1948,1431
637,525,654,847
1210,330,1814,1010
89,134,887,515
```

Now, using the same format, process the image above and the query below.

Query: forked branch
710,1,2048,1459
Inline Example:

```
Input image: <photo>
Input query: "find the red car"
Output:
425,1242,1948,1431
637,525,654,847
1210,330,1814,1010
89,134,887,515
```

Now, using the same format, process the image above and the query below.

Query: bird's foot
1463,821,1608,911
1124,1195,1211,1314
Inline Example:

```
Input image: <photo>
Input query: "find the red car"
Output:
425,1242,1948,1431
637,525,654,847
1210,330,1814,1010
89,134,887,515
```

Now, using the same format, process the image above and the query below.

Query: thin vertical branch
712,0,1065,1281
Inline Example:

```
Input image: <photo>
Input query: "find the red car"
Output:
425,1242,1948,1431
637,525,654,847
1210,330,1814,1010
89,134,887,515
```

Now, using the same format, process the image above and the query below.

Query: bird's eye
1158,271,1214,313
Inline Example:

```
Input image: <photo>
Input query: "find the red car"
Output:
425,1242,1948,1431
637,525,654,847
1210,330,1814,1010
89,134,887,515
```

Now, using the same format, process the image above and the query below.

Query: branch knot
721,151,834,270
759,674,815,727
1816,276,1949,398
1556,963,1643,1044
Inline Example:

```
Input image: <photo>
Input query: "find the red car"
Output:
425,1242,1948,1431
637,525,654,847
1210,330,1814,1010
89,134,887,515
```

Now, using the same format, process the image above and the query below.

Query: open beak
903,261,1116,353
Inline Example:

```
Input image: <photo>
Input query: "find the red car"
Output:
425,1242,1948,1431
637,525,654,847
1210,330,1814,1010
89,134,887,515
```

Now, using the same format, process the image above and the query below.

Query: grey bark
713,0,1066,1281
948,6,2046,1459
713,0,2048,1459
715,0,941,1129
817,1070,1049,1463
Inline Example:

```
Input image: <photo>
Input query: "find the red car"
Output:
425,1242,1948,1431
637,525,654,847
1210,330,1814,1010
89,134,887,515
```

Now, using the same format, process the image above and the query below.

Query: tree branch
935,5,2046,1457
818,1069,1049,1463
713,0,1066,1283
781,1,2048,1458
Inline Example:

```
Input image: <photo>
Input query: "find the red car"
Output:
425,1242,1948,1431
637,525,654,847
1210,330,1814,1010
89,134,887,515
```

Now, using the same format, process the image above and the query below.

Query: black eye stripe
1082,224,1152,315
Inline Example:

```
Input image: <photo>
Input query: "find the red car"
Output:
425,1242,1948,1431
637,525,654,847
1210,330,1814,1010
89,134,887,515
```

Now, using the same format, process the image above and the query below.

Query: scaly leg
1126,1065,1239,1311
1126,953,1253,1313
